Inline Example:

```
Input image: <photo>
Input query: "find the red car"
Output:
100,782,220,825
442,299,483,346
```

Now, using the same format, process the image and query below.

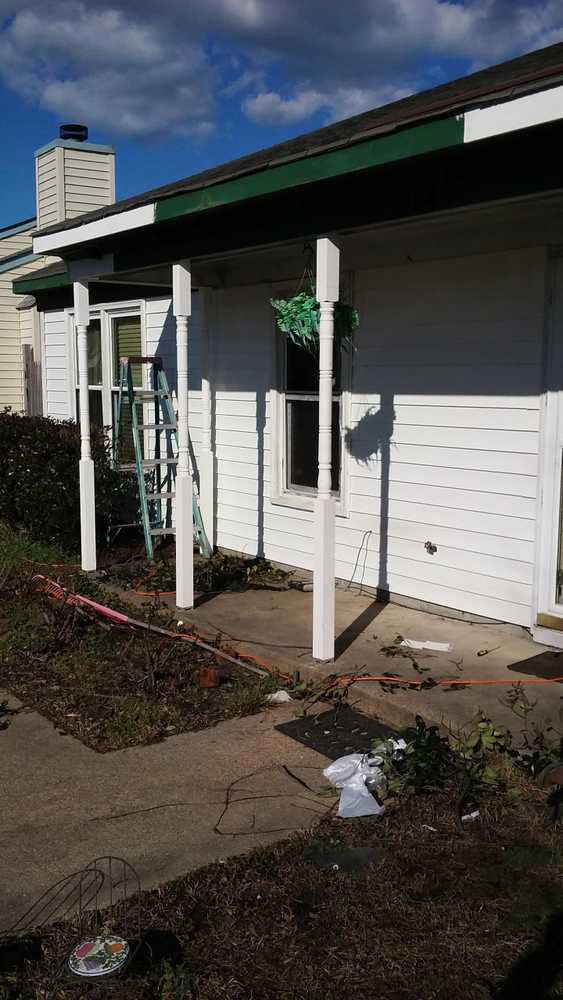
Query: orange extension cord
31,574,563,692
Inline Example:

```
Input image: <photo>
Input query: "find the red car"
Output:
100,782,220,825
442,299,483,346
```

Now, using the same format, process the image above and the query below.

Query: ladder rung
137,423,176,431
148,491,174,500
131,389,169,399
151,527,176,536
119,458,177,471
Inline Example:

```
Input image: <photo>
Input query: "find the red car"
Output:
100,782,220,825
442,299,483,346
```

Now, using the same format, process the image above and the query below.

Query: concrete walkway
181,585,563,735
0,699,329,933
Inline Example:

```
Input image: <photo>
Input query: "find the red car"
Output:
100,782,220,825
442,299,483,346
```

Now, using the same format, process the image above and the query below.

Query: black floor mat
275,704,395,760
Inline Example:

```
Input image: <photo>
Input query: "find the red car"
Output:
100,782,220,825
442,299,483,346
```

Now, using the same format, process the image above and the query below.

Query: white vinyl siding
63,149,115,219
35,145,115,229
42,309,70,419
0,227,48,413
35,147,60,229
209,249,544,626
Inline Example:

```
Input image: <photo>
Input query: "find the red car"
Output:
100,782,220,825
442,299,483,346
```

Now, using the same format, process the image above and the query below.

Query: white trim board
33,204,155,254
464,83,563,143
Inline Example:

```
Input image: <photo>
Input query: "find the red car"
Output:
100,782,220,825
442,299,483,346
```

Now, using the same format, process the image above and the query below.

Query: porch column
199,287,215,548
73,279,97,572
173,261,194,609
313,238,340,661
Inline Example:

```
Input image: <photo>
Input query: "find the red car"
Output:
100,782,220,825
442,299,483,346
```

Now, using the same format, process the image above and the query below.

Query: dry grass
0,561,278,752
4,784,563,1000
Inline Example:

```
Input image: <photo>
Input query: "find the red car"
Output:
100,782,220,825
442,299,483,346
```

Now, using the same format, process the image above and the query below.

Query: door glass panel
75,389,104,429
112,316,142,386
75,318,102,385
112,315,143,463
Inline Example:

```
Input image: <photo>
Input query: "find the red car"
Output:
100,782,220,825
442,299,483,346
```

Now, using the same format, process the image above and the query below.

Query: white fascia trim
33,203,155,254
464,82,563,143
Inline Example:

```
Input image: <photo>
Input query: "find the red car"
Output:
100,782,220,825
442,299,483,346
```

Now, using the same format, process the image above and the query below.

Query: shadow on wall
344,392,395,598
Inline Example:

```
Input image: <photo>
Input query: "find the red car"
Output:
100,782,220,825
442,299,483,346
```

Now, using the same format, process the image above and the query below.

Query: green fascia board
13,271,70,294
155,115,464,223
14,115,464,294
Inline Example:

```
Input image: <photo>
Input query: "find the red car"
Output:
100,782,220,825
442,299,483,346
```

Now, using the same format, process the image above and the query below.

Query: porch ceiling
16,186,563,308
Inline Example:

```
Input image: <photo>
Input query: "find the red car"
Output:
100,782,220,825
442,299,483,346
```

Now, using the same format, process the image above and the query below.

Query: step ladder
114,355,212,561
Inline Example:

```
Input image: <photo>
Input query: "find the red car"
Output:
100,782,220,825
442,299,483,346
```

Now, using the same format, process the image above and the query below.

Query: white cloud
243,89,327,125
0,0,562,138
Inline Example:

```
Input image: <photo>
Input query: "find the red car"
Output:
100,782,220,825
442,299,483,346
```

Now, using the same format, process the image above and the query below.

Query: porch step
150,527,176,536
137,423,175,431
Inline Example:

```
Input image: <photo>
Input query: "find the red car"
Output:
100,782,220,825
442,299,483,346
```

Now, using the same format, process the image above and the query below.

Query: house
0,126,116,415
14,41,563,659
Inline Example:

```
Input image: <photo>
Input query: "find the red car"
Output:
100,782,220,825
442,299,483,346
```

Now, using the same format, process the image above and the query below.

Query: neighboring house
0,215,46,414
15,41,563,656
0,127,115,414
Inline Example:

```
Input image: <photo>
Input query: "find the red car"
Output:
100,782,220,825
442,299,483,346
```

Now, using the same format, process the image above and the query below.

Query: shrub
0,409,138,552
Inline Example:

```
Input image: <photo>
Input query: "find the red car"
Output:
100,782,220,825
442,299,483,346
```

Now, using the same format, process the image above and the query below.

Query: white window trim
533,253,563,647
66,298,147,448
269,281,352,517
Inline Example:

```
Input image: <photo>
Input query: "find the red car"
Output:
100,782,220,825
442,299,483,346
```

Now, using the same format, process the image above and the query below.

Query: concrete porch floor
180,585,563,736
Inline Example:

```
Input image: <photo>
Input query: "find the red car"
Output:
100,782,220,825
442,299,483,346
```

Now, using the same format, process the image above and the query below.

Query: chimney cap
59,123,88,142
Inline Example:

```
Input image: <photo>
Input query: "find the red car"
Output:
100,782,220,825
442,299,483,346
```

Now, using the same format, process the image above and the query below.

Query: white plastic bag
337,774,385,818
323,754,385,818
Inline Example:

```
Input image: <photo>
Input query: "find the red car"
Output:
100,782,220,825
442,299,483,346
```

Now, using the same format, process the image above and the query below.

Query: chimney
34,125,116,230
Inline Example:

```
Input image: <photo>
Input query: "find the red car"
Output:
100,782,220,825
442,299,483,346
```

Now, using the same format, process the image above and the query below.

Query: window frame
270,280,352,517
67,300,147,449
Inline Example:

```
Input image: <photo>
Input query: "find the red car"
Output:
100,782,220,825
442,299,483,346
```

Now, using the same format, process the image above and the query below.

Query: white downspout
312,237,340,661
73,278,97,572
173,261,194,609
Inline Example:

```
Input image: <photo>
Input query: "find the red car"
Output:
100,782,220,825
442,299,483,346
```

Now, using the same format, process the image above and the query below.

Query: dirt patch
0,569,280,752
104,551,291,596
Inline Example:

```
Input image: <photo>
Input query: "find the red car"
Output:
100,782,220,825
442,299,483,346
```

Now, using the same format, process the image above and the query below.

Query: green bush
0,409,138,552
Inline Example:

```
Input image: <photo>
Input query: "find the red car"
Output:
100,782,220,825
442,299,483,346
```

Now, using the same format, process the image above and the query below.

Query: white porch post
173,261,194,609
313,238,340,661
199,287,215,548
73,279,97,572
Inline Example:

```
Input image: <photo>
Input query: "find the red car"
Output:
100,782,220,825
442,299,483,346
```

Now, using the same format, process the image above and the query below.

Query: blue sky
1,0,562,226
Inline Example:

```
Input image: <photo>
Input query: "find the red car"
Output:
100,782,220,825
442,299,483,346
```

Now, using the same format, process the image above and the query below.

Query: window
283,337,342,496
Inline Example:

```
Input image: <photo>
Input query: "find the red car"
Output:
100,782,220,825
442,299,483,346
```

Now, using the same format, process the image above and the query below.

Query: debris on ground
0,699,17,732
323,741,407,818
400,639,453,652
461,810,480,823
266,690,293,704
0,569,282,751
106,552,291,596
